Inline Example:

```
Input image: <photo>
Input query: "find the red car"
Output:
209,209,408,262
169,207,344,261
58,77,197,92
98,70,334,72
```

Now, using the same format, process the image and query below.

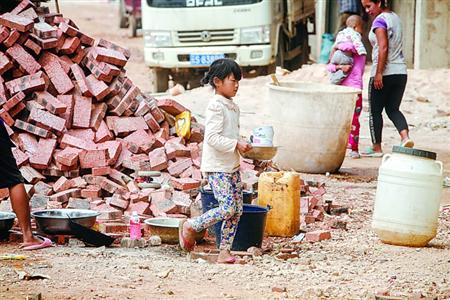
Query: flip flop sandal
401,139,414,148
22,236,53,251
178,219,195,252
361,148,383,158
217,256,237,264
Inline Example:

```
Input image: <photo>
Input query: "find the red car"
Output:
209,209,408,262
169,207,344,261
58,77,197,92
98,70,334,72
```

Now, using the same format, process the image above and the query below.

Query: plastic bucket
200,190,267,251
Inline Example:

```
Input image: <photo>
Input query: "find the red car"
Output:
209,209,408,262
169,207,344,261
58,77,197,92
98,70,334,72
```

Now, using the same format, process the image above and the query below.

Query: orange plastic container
257,172,301,237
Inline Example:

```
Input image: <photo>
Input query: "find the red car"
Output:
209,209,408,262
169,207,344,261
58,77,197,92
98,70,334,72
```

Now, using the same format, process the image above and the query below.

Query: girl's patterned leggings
190,171,243,250
348,94,363,152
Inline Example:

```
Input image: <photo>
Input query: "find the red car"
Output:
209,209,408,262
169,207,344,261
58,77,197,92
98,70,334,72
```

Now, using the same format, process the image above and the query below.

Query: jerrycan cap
392,146,436,160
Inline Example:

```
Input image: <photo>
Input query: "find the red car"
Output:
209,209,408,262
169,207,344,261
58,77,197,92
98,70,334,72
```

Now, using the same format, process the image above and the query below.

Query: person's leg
9,183,40,246
217,172,243,263
383,75,412,146
182,173,238,251
348,94,363,156
368,77,385,152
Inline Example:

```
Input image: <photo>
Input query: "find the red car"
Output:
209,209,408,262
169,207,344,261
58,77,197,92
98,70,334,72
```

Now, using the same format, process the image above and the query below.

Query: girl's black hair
370,0,388,8
200,58,242,88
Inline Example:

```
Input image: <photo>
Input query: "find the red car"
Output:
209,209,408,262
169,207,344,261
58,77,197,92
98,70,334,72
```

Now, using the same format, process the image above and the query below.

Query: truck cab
142,0,314,92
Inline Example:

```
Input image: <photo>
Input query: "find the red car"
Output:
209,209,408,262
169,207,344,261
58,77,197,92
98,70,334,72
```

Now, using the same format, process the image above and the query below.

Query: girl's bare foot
19,235,42,248
179,220,196,251
217,250,236,264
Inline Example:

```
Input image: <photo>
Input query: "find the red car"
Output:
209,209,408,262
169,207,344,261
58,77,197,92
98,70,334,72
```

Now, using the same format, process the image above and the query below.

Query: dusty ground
1,2,449,299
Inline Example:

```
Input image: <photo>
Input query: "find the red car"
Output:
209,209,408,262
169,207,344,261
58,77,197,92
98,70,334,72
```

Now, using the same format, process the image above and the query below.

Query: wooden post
54,0,60,13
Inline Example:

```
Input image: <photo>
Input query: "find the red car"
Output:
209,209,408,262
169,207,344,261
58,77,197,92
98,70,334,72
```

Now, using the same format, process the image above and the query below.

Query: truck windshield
146,0,262,8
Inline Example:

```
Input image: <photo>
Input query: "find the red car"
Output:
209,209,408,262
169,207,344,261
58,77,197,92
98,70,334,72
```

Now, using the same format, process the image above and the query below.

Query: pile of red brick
0,1,207,232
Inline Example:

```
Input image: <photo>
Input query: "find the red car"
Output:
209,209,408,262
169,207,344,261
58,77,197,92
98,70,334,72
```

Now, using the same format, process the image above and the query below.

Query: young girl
178,58,252,264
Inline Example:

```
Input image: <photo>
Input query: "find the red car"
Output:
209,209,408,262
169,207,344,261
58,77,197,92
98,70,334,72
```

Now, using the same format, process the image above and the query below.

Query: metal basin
144,218,206,244
0,212,16,238
240,146,278,161
31,209,100,235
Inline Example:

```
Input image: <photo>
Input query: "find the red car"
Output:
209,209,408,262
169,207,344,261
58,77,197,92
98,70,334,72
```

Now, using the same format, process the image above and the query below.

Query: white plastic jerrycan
372,146,444,247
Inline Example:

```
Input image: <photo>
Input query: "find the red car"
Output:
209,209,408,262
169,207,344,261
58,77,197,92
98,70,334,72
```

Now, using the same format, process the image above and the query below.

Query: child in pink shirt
327,16,367,158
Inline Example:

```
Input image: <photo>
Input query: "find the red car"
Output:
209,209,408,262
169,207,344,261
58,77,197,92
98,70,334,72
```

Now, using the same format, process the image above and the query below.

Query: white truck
142,0,315,92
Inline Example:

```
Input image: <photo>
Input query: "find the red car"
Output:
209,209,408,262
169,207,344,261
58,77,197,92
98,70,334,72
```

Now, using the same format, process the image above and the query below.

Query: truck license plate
190,54,224,66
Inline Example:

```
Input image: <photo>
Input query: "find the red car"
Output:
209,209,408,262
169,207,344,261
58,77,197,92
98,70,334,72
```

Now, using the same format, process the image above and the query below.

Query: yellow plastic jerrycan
257,172,301,237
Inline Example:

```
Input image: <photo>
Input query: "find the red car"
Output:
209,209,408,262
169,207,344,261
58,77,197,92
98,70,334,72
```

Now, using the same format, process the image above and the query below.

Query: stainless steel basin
31,209,100,235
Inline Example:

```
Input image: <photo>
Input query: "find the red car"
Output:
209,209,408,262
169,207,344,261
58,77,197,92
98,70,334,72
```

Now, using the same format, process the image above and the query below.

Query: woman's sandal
361,147,383,158
178,219,195,252
217,256,237,264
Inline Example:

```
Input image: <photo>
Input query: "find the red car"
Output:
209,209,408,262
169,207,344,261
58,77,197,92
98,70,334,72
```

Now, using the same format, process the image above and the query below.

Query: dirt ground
1,2,449,299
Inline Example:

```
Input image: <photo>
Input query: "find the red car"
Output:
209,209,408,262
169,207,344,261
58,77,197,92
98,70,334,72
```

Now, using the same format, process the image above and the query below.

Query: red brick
143,112,160,133
157,99,188,116
95,120,113,143
92,47,127,67
53,176,74,193
49,188,80,203
83,175,106,186
57,55,73,74
305,230,331,242
33,21,57,39
113,143,132,168
29,138,57,169
59,36,80,55
58,22,78,37
113,116,148,136
29,33,58,49
92,166,111,176
18,7,38,22
100,178,127,194
148,147,168,171
11,0,36,15
67,197,90,209
165,141,190,160
0,109,13,126
70,47,86,64
97,38,131,59
110,85,140,116
14,119,50,138
20,165,45,184
70,63,91,97
32,91,66,114
60,133,95,150
170,177,201,191
77,31,94,47
72,95,91,128
99,222,128,234
6,44,40,75
17,132,38,154
23,39,42,55
108,168,132,186
79,149,109,169
126,201,151,216
80,185,101,198
29,107,66,133
192,168,202,180
3,29,20,47
90,102,107,130
172,191,192,213
55,146,81,166
124,129,155,154
149,190,176,216
12,148,29,167
0,52,13,75
56,94,74,129
167,158,193,177
0,13,33,32
85,74,109,100
108,194,130,210
2,91,25,111
189,127,204,143
0,26,9,44
5,71,46,95
39,52,74,94
33,181,53,196
67,128,95,142
96,140,122,165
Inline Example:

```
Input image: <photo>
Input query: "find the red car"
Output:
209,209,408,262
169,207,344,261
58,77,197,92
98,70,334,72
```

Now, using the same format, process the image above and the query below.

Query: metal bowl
240,146,278,161
144,217,206,244
31,209,100,235
0,212,16,237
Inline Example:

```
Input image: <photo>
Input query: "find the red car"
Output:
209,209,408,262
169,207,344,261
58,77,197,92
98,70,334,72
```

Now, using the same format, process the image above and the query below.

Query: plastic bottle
129,211,142,240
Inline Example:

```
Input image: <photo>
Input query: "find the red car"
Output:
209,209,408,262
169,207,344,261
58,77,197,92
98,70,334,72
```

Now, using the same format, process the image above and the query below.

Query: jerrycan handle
382,153,391,164
435,161,443,175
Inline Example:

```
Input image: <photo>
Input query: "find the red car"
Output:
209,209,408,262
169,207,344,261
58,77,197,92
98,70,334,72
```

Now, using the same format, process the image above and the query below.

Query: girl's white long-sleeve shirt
200,94,240,173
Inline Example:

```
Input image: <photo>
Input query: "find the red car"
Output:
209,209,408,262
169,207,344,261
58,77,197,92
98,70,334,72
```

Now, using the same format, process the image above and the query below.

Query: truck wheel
118,0,128,29
150,68,169,93
129,15,137,38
